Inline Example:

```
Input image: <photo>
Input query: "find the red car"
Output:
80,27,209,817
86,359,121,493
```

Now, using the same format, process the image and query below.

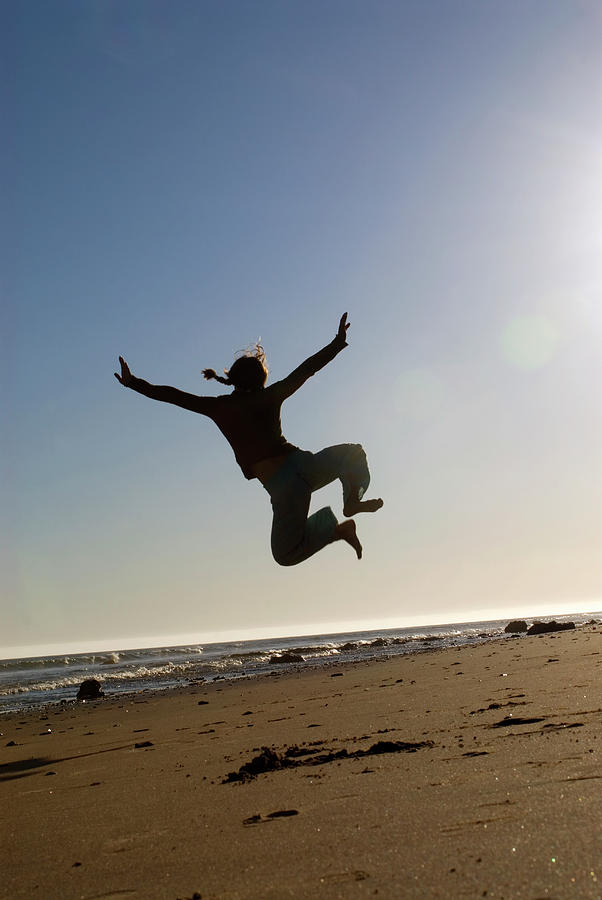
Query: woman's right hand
114,356,133,386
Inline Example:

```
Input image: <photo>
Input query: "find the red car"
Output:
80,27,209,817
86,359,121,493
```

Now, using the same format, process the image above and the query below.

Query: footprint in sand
243,809,299,825
319,870,370,884
84,891,138,899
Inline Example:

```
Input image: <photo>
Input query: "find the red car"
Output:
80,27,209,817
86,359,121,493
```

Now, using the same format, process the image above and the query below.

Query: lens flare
500,315,559,370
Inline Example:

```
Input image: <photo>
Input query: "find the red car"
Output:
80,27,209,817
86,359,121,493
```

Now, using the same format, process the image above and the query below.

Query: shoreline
2,625,601,898
3,613,597,717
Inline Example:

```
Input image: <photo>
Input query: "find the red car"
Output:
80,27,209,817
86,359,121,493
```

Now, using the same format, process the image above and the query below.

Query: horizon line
2,600,600,661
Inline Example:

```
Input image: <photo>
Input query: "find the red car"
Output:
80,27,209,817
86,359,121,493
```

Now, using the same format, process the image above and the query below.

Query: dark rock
269,652,304,664
76,679,104,701
527,620,576,635
504,620,528,633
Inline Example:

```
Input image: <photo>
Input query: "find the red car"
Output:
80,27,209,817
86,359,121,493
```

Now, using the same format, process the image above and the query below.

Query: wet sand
1,625,601,899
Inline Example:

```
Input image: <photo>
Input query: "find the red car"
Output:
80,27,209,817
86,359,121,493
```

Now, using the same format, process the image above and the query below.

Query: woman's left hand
337,312,350,343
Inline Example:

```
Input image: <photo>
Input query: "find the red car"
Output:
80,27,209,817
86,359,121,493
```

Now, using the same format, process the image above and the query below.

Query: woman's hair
202,343,268,391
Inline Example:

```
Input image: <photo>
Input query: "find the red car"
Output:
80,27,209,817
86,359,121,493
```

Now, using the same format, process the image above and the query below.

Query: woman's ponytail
202,368,232,386
203,344,267,391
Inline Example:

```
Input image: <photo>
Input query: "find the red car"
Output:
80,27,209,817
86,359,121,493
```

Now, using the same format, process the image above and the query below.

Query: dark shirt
128,335,346,479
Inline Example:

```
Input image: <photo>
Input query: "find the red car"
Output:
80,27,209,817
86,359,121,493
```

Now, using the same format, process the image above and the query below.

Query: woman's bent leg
267,460,338,566
271,504,339,566
297,444,372,512
264,447,377,566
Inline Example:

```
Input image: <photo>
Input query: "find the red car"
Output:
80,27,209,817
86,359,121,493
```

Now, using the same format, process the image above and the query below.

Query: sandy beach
1,625,600,899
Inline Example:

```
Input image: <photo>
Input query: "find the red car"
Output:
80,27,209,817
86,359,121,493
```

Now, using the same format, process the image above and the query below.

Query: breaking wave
2,611,598,713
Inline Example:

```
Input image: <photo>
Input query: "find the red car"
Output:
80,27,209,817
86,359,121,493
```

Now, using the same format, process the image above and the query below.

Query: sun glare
500,314,560,371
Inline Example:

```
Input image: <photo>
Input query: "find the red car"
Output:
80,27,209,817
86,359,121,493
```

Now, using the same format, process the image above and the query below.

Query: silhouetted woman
115,313,383,565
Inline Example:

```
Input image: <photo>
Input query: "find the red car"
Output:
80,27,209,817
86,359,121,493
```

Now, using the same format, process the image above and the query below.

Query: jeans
262,444,370,566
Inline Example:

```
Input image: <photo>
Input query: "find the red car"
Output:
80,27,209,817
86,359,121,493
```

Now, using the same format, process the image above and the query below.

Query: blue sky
4,1,601,655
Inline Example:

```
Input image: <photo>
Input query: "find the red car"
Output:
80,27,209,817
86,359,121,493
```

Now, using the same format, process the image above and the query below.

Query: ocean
2,611,599,715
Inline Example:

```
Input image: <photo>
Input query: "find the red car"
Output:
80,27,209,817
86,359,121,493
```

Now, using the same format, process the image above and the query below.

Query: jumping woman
114,313,383,565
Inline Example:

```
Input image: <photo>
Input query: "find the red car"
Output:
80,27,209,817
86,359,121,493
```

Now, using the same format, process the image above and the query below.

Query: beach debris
243,814,262,825
470,700,527,715
527,620,576,635
76,679,104,701
223,738,435,783
134,740,154,748
228,747,283,781
504,620,528,633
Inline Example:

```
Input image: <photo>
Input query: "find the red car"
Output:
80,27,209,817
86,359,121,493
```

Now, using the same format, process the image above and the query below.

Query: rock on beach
76,679,104,700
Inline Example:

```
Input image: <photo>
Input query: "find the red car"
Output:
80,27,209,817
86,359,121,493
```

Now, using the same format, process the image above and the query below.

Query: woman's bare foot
343,497,384,517
334,519,362,559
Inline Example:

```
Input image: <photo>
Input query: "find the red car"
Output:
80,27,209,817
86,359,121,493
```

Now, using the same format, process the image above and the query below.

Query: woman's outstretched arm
274,313,350,400
114,357,216,416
